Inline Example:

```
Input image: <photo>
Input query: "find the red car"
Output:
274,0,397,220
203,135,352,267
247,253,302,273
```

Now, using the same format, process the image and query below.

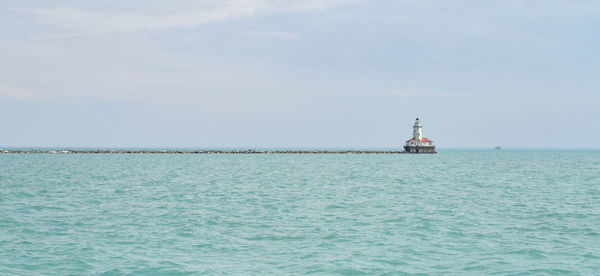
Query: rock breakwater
0,149,405,154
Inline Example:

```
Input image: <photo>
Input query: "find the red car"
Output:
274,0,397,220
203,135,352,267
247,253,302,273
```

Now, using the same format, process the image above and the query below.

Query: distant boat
494,146,502,150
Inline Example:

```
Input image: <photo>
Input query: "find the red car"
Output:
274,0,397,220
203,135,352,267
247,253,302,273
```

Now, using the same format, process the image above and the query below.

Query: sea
1,150,599,275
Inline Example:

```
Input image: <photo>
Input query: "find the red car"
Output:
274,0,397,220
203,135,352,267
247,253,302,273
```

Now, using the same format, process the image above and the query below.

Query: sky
1,0,599,149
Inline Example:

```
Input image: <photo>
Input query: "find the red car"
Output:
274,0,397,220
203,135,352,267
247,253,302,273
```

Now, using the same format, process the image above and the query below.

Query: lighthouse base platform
404,145,436,154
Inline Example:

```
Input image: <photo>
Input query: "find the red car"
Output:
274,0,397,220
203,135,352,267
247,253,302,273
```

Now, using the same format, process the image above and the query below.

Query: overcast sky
1,0,599,149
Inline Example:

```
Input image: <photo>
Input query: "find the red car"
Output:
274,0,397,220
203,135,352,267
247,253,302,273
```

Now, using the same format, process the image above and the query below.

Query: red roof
406,137,433,142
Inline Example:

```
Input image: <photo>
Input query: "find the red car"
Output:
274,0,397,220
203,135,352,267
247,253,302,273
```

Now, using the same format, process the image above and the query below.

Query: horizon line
1,146,599,150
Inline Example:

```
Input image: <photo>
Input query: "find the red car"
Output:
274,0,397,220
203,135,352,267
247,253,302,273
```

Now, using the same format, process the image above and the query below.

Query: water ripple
0,151,599,274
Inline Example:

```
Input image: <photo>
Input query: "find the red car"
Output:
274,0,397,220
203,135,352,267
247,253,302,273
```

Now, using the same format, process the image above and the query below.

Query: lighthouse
404,118,436,153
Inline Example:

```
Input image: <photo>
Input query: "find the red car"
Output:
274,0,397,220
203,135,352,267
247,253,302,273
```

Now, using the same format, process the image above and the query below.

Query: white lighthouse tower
404,117,436,153
413,118,423,142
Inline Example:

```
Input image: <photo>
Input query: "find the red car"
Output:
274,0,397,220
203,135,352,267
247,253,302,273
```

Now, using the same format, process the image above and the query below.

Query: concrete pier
0,149,405,154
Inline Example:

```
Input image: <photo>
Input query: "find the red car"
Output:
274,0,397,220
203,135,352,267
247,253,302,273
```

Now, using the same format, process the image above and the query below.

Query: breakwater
0,149,405,154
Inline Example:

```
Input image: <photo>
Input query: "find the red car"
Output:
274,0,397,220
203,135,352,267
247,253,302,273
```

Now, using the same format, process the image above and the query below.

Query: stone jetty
0,149,405,154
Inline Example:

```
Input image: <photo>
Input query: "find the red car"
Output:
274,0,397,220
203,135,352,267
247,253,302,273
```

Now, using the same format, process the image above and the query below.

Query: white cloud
351,90,420,98
244,30,300,40
0,39,332,114
370,90,420,97
0,84,35,101
14,0,362,36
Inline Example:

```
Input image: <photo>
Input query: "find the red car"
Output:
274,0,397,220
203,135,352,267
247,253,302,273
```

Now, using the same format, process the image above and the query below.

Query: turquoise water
1,150,599,275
